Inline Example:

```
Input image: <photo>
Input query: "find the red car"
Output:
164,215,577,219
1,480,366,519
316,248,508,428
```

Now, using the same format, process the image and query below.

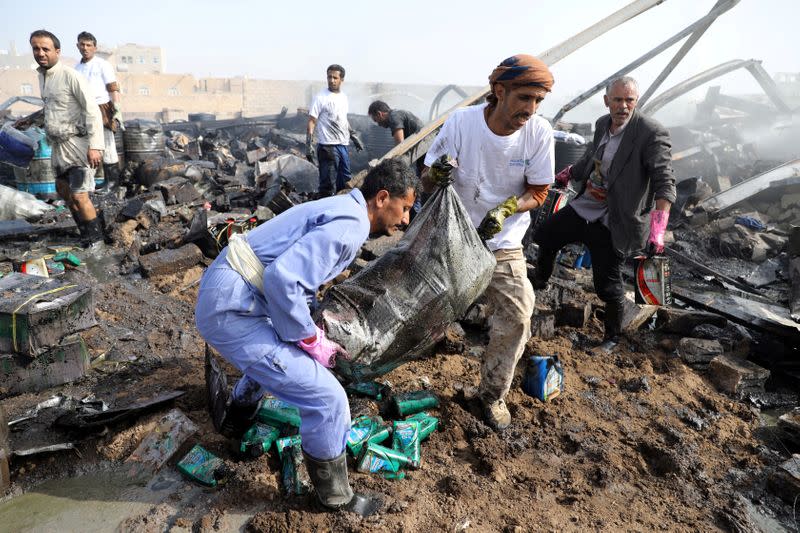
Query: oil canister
522,355,564,402
357,442,413,473
531,187,571,234
392,420,421,469
392,390,439,417
240,422,280,458
633,255,672,306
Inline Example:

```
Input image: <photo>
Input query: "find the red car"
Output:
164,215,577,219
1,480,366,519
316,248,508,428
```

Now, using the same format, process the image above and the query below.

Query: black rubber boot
102,163,120,193
204,344,260,438
79,217,105,247
74,218,87,239
598,299,624,353
219,399,259,439
304,451,382,517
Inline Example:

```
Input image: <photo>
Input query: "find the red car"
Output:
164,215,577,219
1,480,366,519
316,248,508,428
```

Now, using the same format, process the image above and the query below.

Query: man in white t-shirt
422,54,555,431
75,31,121,191
306,64,363,198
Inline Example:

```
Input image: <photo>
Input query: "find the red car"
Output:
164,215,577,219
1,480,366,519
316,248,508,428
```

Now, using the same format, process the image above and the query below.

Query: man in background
75,30,122,192
306,64,363,197
533,76,675,352
30,29,104,244
368,100,423,145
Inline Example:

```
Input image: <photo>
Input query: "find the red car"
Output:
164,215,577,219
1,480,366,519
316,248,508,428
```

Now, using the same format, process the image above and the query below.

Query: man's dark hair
77,31,97,45
29,30,61,50
360,159,418,201
368,100,391,116
327,64,345,79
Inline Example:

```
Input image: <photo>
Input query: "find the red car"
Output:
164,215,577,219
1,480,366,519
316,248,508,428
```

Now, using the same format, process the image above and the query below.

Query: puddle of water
0,469,176,532
760,408,784,428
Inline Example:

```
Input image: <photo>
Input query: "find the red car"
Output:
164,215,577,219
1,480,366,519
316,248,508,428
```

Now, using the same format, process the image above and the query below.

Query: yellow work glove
477,196,518,241
428,154,456,187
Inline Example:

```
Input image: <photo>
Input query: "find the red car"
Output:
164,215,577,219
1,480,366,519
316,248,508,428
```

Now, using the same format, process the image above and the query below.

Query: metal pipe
553,0,738,123
639,0,739,106
641,59,754,115
348,0,669,188
746,62,793,113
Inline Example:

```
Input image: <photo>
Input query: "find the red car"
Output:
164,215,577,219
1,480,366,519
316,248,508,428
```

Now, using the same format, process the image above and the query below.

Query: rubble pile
0,110,797,530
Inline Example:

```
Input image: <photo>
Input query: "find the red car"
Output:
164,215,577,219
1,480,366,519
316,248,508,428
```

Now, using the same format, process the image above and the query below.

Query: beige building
0,41,479,123
110,43,164,74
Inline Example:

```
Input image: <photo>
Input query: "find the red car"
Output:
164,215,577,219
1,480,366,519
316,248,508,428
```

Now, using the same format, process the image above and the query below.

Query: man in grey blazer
533,76,676,351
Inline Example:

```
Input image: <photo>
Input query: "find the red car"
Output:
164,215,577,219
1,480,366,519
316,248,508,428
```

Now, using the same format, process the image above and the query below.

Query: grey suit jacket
572,109,676,255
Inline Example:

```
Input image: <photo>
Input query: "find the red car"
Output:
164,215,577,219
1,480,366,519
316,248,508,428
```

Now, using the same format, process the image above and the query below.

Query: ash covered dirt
0,265,794,532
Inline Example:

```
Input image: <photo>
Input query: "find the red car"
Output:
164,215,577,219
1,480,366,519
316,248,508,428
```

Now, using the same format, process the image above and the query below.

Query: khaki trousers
479,247,535,402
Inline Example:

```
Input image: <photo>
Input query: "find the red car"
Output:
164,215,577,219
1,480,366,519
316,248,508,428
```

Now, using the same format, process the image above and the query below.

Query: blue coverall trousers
195,262,351,460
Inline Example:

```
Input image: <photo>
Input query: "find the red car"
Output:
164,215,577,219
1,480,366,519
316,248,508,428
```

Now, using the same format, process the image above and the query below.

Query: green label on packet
177,444,230,487
275,434,302,459
275,435,310,496
240,423,280,457
406,412,440,441
258,397,302,429
357,442,412,473
346,415,390,456
392,420,421,469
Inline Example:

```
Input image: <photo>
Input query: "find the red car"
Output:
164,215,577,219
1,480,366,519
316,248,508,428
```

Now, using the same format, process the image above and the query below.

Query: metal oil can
633,255,672,306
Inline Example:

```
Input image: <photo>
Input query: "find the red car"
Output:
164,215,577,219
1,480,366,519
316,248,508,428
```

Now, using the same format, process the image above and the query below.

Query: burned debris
0,4,799,532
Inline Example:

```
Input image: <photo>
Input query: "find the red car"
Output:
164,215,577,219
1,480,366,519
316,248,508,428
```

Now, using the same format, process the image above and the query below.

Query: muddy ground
1,255,798,532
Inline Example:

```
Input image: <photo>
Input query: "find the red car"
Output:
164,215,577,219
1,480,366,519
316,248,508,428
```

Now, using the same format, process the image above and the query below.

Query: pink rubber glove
297,326,349,368
554,165,572,188
647,210,669,254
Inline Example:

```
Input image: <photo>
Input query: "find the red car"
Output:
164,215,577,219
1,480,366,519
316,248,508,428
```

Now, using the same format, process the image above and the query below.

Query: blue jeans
317,144,351,197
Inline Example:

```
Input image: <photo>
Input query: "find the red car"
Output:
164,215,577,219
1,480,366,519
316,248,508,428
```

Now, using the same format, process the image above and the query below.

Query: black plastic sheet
318,186,496,382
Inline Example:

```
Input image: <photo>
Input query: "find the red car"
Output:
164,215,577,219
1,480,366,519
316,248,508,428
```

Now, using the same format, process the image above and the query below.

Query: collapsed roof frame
551,0,739,124
640,58,792,116
349,0,672,188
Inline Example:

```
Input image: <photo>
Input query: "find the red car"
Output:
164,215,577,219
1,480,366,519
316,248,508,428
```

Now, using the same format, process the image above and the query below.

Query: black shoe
602,300,624,343
99,164,120,194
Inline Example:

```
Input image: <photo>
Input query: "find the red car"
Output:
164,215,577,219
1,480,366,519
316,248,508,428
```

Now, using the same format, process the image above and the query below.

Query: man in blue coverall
195,159,417,514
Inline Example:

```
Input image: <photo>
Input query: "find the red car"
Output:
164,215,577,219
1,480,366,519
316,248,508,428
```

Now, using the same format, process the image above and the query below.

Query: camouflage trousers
479,247,535,403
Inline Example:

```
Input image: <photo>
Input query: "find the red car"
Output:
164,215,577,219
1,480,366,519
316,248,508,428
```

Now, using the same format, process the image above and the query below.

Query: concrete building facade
110,43,164,74
0,41,480,123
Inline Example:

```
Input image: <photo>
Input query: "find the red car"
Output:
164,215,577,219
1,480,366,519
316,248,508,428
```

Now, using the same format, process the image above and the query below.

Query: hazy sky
4,0,798,122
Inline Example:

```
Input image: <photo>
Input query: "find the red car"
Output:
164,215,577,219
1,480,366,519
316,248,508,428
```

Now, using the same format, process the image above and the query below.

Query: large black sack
317,185,496,382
